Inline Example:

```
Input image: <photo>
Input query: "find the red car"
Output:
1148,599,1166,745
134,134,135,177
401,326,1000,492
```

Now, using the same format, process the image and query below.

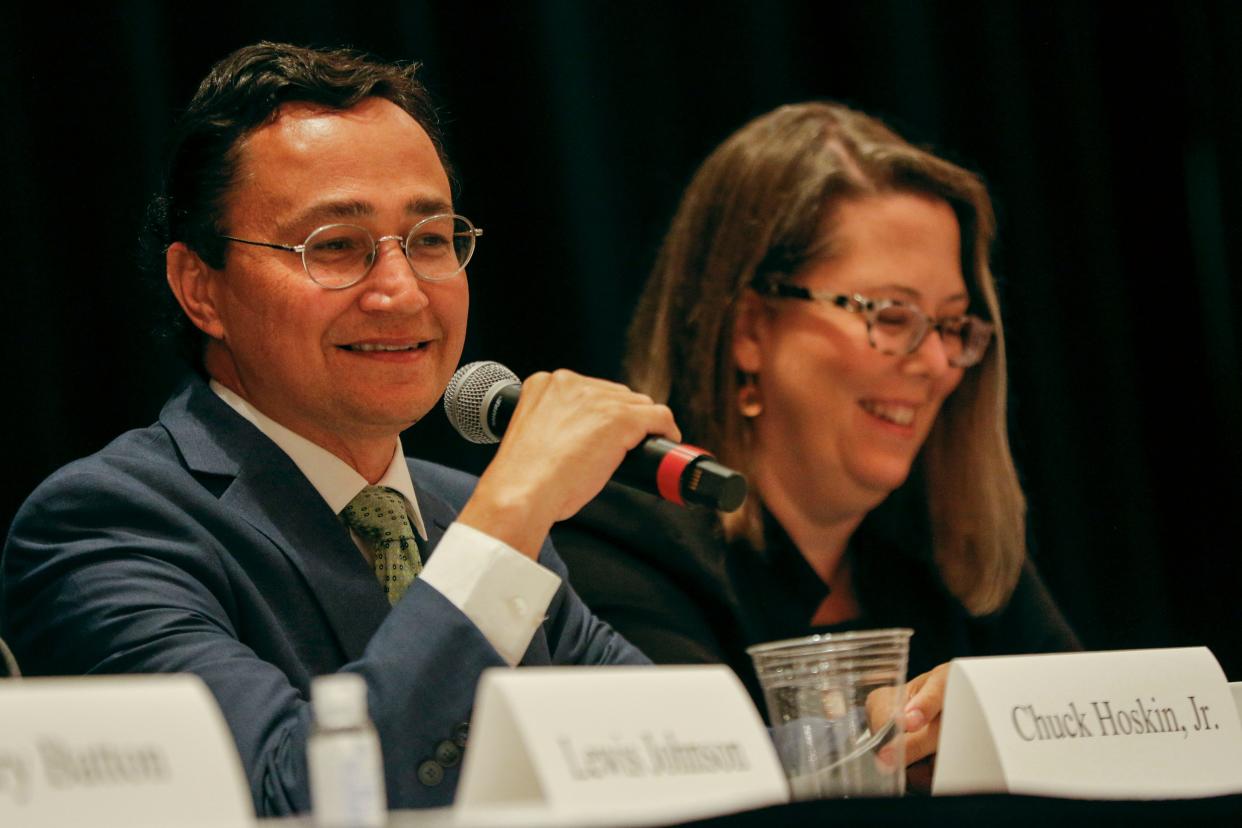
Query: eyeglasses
219,213,483,289
751,279,994,368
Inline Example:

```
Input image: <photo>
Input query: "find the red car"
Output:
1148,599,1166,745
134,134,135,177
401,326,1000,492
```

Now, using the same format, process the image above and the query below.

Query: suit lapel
410,478,455,562
161,377,390,662
222,462,390,662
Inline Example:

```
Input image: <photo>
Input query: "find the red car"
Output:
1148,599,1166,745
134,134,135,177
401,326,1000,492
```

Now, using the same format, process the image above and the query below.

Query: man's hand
457,370,681,558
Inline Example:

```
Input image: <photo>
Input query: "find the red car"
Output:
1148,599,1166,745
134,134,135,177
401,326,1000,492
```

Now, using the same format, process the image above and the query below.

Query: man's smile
340,340,429,353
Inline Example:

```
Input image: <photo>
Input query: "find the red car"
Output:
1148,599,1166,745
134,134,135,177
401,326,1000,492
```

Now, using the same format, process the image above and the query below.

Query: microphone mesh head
443,361,520,444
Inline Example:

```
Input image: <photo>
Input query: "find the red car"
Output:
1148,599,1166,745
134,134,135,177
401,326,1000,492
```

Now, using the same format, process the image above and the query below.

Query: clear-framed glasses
219,213,483,289
751,278,994,368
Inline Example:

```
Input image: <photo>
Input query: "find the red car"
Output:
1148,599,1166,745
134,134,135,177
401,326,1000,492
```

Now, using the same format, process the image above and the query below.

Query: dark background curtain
3,1,1240,677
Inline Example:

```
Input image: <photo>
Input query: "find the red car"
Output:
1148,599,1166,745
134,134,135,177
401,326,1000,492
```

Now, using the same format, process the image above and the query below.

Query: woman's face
734,192,970,520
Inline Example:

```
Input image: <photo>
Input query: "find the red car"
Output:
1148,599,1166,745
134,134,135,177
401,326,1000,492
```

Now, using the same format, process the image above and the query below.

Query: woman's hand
902,662,951,792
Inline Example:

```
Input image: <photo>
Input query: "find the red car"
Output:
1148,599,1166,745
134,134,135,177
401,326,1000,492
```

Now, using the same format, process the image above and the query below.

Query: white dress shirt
210,381,560,665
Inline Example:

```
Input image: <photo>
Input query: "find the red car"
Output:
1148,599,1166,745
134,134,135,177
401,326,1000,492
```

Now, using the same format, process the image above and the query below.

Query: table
262,792,1242,827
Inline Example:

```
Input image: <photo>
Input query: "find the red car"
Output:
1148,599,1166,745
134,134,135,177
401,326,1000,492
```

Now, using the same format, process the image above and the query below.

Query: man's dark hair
144,41,449,368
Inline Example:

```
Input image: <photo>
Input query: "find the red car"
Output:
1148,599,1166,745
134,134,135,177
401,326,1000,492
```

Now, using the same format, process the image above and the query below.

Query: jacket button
435,739,462,767
452,721,469,748
417,759,444,787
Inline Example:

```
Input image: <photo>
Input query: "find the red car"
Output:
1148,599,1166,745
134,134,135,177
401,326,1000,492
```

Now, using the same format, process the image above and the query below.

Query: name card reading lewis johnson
456,665,787,827
0,675,254,828
557,731,751,781
933,647,1242,799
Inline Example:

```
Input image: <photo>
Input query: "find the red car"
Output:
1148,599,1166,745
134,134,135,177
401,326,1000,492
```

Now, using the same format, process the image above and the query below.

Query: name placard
0,675,254,827
933,647,1242,799
455,665,787,827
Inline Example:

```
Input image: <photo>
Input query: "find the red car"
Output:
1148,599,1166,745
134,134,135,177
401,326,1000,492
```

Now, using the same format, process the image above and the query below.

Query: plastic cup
747,628,912,799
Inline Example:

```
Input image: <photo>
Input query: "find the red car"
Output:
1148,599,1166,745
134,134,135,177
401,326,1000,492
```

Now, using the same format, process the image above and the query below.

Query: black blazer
553,483,1080,715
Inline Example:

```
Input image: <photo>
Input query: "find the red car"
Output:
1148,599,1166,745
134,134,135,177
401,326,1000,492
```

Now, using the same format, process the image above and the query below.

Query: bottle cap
312,673,370,729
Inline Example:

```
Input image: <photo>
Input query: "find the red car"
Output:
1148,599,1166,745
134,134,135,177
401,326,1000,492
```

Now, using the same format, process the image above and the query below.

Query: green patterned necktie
340,486,423,605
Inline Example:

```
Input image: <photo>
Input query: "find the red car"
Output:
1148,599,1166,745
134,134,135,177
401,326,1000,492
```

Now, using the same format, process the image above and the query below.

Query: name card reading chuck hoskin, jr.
455,666,788,827
933,648,1242,800
0,675,254,828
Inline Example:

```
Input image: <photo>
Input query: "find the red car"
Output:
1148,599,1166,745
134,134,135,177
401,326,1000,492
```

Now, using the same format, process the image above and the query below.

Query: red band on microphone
655,444,711,505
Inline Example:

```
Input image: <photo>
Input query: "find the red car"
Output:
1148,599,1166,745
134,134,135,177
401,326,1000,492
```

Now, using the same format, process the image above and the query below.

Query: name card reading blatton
933,647,1242,799
455,665,788,827
0,675,254,827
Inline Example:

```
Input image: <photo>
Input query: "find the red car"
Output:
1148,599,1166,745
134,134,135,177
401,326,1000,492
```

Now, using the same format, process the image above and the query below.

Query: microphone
443,361,748,512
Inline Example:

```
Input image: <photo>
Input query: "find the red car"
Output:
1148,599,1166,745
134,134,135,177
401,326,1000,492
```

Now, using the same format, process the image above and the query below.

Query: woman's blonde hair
626,102,1024,615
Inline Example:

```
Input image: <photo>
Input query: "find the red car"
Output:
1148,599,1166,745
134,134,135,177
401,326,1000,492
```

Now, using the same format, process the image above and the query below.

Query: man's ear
731,290,768,373
166,242,225,340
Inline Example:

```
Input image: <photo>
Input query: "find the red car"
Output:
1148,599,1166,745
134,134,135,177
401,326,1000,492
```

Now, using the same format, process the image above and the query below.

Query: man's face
198,97,468,459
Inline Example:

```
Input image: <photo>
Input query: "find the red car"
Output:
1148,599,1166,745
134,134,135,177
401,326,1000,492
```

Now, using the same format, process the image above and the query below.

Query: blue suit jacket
1,375,646,815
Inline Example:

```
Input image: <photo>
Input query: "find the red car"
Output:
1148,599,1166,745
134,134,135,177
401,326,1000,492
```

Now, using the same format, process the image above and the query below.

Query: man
1,43,677,815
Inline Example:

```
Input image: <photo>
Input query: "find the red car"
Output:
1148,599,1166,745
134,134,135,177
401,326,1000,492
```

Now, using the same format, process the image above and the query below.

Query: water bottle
308,673,387,827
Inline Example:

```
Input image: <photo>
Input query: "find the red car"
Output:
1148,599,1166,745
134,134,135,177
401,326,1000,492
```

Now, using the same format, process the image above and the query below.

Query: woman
553,102,1079,783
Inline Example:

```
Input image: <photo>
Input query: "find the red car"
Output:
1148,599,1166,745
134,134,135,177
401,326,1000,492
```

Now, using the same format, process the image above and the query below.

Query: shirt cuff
418,522,562,666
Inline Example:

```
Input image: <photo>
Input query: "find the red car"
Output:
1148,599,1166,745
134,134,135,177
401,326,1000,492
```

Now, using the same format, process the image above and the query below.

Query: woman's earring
738,374,763,418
